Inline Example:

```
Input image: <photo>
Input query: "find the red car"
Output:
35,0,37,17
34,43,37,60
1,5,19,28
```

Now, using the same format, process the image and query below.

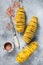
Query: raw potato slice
16,42,38,63
23,16,38,43
15,7,26,33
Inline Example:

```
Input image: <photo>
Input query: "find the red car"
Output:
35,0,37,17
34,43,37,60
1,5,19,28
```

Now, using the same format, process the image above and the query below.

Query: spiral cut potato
16,42,38,63
15,7,26,33
23,16,38,43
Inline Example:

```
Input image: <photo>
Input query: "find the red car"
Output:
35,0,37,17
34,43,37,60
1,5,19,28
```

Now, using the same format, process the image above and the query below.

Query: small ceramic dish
4,41,14,53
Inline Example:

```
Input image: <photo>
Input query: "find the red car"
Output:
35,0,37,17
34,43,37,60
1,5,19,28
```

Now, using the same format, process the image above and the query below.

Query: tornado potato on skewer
16,42,38,63
23,16,38,43
15,7,26,33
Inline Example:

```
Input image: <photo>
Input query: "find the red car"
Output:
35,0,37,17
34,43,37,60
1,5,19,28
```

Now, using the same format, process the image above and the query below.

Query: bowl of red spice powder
4,42,14,53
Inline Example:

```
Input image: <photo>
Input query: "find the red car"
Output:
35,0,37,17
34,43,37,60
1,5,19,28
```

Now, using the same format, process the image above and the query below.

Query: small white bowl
4,41,14,53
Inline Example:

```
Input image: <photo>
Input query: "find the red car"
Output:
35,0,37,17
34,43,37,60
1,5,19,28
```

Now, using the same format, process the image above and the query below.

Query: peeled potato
16,42,38,63
23,16,38,43
15,7,26,33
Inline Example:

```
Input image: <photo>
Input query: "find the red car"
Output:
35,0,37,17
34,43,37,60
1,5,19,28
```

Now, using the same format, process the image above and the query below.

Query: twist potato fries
23,16,38,43
15,7,26,33
16,42,38,63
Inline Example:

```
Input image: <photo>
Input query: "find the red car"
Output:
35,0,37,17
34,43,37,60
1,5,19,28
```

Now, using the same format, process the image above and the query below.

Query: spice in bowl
4,42,14,52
